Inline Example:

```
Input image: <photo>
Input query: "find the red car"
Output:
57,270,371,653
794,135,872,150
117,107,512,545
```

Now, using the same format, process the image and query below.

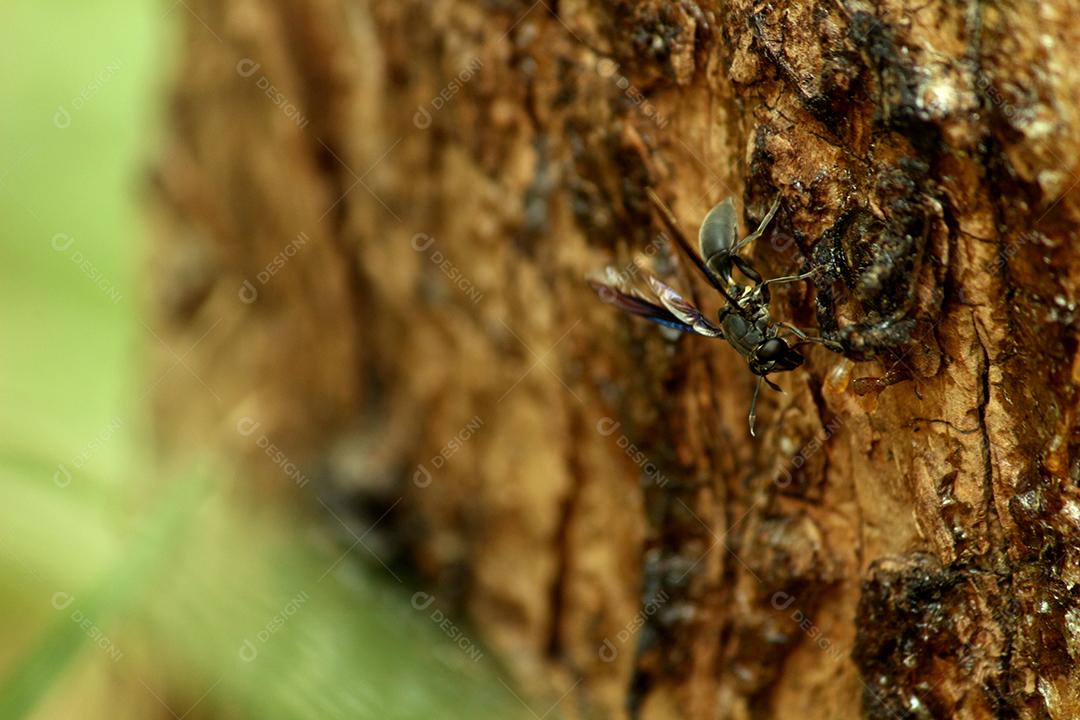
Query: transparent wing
588,266,721,337
589,278,694,333
646,275,724,337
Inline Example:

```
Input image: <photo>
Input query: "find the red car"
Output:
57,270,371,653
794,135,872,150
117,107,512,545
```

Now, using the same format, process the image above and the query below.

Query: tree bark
151,1,1080,718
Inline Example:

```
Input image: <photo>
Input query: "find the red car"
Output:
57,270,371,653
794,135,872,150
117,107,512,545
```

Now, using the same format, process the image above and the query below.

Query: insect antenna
749,375,785,436
749,376,763,437
646,188,750,318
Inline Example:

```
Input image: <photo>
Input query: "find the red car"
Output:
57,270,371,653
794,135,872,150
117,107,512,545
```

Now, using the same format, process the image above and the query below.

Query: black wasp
590,188,840,436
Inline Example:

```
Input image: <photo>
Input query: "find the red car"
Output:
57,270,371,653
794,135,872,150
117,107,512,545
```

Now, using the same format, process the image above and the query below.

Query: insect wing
698,198,739,265
646,276,723,337
588,271,696,334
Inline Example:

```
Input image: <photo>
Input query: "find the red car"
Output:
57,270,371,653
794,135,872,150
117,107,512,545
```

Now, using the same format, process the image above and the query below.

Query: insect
590,188,840,436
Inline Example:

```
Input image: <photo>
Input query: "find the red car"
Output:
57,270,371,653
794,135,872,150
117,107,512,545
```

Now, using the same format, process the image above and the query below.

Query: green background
0,3,528,718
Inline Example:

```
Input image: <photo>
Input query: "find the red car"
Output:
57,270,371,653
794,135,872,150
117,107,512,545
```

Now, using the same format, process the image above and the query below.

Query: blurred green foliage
0,3,531,718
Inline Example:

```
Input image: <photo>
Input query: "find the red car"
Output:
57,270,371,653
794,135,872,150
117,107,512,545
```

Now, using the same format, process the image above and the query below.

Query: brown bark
151,1,1080,718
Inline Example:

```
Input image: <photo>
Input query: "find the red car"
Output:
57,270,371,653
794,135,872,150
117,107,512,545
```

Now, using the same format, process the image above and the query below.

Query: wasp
590,189,840,436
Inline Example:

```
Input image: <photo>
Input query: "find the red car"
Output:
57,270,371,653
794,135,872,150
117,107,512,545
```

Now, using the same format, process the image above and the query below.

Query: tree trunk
151,1,1080,718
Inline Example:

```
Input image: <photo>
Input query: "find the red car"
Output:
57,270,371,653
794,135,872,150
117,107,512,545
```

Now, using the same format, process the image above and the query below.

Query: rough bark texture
151,1,1080,718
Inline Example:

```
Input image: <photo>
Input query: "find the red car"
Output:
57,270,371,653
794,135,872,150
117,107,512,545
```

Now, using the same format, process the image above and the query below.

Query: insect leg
779,322,844,351
760,270,817,291
731,194,781,254
730,255,764,285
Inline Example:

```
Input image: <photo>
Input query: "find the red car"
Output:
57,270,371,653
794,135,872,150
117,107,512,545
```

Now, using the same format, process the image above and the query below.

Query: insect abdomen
721,314,762,358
